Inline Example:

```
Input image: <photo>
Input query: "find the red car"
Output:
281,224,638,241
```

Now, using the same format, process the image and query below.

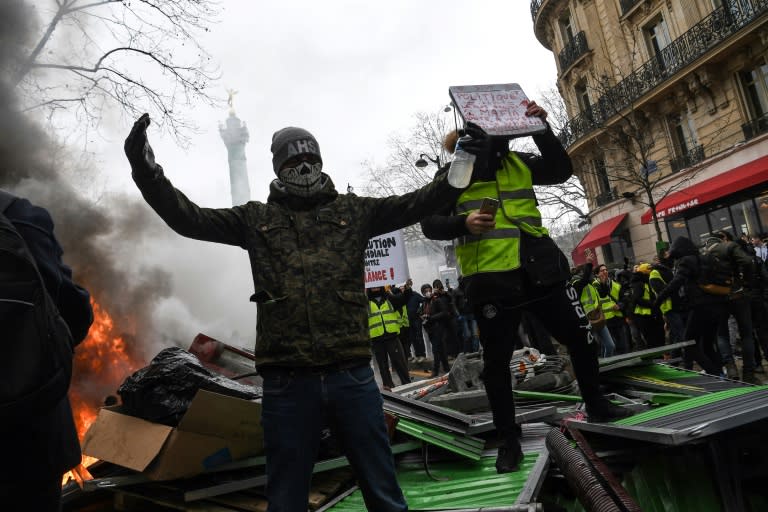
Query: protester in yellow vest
571,256,615,358
631,263,665,348
593,264,630,354
367,286,411,391
421,101,630,475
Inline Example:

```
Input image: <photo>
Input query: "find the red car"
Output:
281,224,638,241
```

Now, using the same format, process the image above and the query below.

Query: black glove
458,122,492,157
124,113,160,176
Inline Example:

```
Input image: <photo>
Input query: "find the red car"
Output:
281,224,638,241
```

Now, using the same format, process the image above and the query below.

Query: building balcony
559,31,589,72
669,145,705,173
595,187,619,207
560,1,768,147
741,113,768,140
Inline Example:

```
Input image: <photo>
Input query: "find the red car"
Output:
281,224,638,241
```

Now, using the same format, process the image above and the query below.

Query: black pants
474,280,602,440
371,334,410,388
634,314,666,348
684,302,725,374
409,317,427,357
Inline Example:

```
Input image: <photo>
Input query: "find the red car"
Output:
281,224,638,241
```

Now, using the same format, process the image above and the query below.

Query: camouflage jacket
133,168,461,367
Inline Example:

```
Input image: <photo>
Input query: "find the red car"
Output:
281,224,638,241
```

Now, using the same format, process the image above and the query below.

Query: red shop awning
571,213,628,265
641,154,768,223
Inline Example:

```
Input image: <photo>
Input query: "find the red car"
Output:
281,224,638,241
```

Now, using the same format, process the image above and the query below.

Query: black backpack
0,192,75,421
697,241,735,295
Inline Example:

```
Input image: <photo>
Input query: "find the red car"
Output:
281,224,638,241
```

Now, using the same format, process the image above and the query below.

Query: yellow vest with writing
455,153,548,277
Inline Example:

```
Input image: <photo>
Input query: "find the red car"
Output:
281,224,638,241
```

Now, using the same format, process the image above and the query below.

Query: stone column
219,112,251,206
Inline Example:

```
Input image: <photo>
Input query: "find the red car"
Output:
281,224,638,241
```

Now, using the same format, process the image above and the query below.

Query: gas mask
278,161,323,197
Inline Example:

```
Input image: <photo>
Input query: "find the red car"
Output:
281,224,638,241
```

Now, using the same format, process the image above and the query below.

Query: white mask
424,291,432,298
278,161,323,197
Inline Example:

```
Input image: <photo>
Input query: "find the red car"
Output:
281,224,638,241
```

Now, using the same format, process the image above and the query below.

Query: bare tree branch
13,0,222,145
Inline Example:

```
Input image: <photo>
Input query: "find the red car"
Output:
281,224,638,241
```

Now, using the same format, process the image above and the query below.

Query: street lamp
415,153,442,168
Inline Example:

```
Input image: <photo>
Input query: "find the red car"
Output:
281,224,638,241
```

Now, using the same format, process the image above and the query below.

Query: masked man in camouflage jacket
125,114,466,512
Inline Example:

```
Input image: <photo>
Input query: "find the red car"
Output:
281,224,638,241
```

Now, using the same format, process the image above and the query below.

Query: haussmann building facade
531,0,768,265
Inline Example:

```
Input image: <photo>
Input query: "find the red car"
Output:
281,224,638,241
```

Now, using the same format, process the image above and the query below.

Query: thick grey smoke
0,0,175,362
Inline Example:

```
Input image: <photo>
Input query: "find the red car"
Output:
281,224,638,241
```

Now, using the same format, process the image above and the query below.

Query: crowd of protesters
569,230,768,384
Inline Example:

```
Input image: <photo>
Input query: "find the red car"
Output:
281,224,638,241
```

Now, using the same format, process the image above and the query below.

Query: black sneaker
585,398,633,422
495,441,524,474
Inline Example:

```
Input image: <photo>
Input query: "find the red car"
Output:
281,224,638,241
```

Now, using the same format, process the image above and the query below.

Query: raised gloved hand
124,113,160,175
458,122,492,157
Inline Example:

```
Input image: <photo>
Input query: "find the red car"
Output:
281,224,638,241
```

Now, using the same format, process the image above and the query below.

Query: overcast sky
70,0,560,347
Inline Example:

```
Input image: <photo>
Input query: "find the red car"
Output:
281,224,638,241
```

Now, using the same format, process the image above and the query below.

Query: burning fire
63,298,146,485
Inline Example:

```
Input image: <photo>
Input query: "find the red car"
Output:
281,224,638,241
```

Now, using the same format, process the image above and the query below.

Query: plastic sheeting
118,347,260,425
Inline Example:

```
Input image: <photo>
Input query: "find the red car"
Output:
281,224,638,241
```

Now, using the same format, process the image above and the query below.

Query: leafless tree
361,111,454,251
512,87,589,226
12,0,221,145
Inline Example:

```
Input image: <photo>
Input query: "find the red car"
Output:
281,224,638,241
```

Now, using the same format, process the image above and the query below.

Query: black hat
270,127,322,173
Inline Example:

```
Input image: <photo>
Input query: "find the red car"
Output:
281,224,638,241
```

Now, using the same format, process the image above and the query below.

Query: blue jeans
261,365,407,512
594,325,615,358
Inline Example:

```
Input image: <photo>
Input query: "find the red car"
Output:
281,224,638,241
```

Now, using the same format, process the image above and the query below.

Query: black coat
1,196,93,481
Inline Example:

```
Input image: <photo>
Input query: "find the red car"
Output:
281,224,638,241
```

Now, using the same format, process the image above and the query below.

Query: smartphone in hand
479,197,500,217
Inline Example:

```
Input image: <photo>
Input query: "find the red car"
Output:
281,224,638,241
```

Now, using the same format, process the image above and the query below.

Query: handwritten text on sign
449,83,547,137
364,230,409,288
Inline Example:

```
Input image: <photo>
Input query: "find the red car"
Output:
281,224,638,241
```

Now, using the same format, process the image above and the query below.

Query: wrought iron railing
741,113,768,139
559,31,589,72
559,1,768,147
669,145,705,173
595,187,618,207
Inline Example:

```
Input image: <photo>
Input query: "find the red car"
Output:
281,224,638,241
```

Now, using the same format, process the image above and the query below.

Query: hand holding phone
479,197,499,217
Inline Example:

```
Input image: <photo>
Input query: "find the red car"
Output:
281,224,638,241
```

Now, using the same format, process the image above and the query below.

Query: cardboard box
82,389,263,481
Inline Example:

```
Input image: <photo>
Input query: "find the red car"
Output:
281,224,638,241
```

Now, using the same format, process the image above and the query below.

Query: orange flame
63,298,146,485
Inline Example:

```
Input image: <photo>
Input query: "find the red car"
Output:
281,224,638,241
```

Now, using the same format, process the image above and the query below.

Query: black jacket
420,126,573,305
654,236,749,306
134,166,461,367
1,195,93,480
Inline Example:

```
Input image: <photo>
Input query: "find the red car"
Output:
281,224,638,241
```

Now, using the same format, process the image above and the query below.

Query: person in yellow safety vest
570,255,615,358
367,286,411,391
593,264,630,354
420,101,631,475
631,263,665,348
649,256,690,361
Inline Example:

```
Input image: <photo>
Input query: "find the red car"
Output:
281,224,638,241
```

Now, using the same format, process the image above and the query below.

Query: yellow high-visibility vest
594,279,623,320
633,283,653,316
368,300,401,338
649,269,671,314
454,153,548,277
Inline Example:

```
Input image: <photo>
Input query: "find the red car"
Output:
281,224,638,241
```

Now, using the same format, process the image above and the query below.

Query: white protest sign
364,230,409,288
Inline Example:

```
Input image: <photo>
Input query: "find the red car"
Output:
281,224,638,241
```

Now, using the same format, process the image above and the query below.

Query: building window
740,62,768,122
576,83,592,118
666,218,689,242
686,215,711,246
644,17,672,69
594,158,610,194
603,231,634,266
671,113,698,156
730,198,761,237
559,13,574,45
707,206,734,236
756,192,768,234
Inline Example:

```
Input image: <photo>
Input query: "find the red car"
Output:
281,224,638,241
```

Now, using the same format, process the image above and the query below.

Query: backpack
0,192,75,421
697,241,735,295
